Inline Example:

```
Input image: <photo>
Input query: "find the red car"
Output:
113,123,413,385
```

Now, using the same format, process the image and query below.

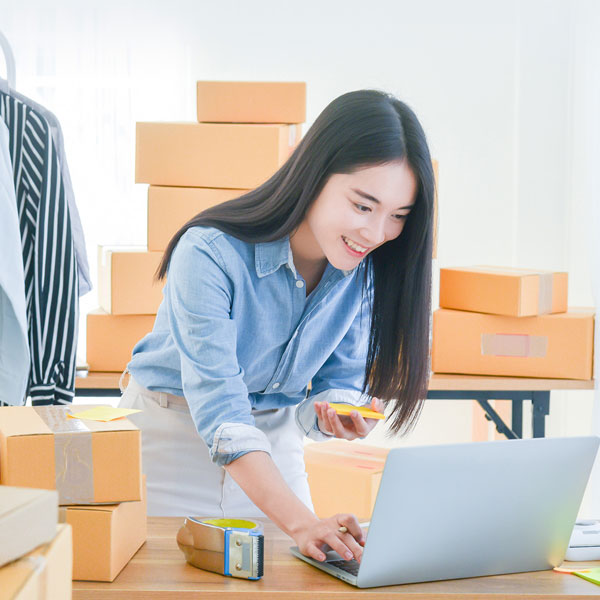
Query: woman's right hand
292,512,366,562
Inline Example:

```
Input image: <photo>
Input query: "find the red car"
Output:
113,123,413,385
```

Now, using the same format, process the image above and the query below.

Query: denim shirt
128,226,372,465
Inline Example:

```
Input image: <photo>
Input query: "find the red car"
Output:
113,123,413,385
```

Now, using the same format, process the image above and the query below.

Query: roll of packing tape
177,517,264,580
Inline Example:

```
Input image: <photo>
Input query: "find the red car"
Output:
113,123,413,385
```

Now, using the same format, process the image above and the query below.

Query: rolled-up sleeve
166,231,269,465
295,291,373,440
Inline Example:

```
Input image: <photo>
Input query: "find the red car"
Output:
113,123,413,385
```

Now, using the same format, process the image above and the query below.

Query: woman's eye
393,214,408,221
354,203,371,213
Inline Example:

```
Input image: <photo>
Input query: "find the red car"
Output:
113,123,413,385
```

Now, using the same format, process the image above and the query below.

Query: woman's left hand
314,397,384,440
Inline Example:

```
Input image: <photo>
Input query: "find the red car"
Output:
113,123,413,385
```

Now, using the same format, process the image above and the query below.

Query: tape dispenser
177,517,264,580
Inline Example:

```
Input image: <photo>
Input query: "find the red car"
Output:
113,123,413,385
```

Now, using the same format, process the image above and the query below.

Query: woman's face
298,161,417,271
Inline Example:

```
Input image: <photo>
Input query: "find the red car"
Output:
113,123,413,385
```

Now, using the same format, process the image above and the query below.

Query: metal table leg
426,390,548,440
511,399,523,438
476,397,519,439
532,391,550,438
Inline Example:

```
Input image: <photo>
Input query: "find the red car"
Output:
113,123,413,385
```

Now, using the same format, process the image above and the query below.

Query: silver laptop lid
357,436,599,588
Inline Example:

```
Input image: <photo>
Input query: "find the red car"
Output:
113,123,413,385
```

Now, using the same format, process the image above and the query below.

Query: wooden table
71,517,600,599
75,371,595,439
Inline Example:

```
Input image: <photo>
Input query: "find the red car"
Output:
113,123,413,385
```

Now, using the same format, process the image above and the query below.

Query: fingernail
345,551,353,559
351,411,359,417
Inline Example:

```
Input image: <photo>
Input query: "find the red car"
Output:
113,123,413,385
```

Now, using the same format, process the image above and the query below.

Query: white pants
118,376,314,518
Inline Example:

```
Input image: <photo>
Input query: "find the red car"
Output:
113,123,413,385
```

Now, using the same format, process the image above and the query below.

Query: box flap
0,406,138,439
0,407,52,437
305,440,388,461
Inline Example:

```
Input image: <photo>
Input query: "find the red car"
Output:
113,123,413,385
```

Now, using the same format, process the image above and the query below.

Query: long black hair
157,89,434,435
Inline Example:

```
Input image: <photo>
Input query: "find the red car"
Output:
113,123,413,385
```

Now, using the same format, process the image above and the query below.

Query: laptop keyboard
328,559,360,576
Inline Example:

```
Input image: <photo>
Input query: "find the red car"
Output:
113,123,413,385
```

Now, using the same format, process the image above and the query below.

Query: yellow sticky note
68,407,141,422
554,566,592,574
574,568,600,585
328,403,385,420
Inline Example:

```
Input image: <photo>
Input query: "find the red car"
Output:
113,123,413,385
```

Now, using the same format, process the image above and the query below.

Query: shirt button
272,382,280,389
296,280,304,288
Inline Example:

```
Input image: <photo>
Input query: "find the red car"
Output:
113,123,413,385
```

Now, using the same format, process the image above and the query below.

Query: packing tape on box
33,407,94,504
177,517,264,580
481,333,548,358
538,272,553,314
289,124,297,146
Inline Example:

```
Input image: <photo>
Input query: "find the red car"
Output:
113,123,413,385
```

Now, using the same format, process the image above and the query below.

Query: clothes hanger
0,30,16,93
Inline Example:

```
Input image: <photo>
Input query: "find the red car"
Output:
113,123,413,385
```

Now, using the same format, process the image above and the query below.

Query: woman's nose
360,219,386,246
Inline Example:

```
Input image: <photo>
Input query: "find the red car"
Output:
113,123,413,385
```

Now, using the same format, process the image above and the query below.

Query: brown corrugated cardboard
439,266,568,317
0,486,58,568
135,122,301,189
60,477,147,582
147,186,247,252
97,247,164,315
0,523,72,600
0,406,141,504
431,307,594,379
304,441,389,520
86,309,155,372
197,81,306,124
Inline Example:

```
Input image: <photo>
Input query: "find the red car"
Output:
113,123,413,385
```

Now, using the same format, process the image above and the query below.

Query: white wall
2,0,598,509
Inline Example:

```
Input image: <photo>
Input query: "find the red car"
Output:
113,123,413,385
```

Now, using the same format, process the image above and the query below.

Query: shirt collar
255,237,294,278
254,237,356,279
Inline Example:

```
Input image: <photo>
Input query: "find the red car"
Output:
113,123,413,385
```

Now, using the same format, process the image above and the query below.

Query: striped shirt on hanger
0,90,78,405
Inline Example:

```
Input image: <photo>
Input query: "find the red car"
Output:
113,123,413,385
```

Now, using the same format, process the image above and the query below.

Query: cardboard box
197,81,306,124
98,247,164,315
0,523,72,600
439,266,568,317
60,477,147,582
148,186,247,252
135,122,302,189
431,307,594,380
0,406,142,504
0,486,58,568
304,441,389,520
86,309,155,372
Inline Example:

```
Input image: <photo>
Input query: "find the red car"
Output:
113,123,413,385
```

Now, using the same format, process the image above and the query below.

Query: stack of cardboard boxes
0,486,71,599
432,267,594,380
0,406,146,583
86,81,306,374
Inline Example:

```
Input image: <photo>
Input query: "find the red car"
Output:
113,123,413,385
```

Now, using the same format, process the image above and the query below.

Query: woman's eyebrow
351,188,413,210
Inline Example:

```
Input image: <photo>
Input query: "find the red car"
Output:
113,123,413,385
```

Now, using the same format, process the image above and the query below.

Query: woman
119,89,434,564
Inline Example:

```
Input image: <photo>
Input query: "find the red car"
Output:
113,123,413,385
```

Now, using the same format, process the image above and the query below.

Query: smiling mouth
342,235,370,255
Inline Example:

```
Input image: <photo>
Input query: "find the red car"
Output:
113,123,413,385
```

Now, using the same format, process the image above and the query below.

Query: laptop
290,436,599,588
